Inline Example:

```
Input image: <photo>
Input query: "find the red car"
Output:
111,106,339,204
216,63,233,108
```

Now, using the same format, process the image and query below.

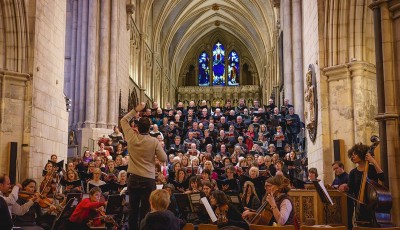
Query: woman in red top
68,187,107,230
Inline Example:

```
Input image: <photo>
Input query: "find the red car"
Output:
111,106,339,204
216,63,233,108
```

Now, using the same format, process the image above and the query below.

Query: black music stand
174,193,191,220
313,180,334,225
106,195,124,215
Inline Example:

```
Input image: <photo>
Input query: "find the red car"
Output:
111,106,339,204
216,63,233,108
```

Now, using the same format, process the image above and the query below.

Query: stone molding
322,61,376,82
375,112,400,121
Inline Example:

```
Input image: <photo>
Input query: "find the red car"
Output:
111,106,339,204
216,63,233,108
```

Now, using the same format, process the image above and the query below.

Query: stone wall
29,0,68,181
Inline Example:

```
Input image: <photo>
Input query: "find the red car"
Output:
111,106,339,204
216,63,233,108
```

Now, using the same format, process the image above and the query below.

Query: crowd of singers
0,98,385,230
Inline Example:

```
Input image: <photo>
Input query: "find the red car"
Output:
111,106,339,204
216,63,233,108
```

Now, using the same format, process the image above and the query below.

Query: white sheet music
201,197,217,222
319,180,334,205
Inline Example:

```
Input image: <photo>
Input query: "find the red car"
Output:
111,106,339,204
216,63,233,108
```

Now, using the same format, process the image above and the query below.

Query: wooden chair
198,224,218,230
353,227,400,230
250,225,295,230
300,226,347,230
182,223,195,230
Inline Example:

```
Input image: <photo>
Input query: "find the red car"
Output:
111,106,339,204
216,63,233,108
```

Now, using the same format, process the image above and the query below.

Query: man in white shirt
0,174,36,216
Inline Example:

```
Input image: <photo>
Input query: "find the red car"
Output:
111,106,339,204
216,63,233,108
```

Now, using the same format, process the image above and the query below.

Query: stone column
71,0,79,128
97,0,110,128
84,0,98,128
138,33,147,88
282,0,293,103
108,0,118,128
292,0,303,120
78,0,88,127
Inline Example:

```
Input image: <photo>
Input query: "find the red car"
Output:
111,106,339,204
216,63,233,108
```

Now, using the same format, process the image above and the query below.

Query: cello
355,135,393,227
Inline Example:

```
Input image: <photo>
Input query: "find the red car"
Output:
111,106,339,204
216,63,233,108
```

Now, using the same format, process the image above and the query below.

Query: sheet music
156,184,163,190
201,197,217,222
319,180,334,205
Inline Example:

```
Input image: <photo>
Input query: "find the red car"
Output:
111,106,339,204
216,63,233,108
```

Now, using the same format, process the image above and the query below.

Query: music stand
51,198,79,230
227,193,244,213
174,193,191,220
106,195,123,215
313,180,334,225
66,193,83,203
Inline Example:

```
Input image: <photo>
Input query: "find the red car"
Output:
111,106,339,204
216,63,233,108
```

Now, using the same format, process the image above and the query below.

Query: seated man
140,189,185,230
68,187,107,230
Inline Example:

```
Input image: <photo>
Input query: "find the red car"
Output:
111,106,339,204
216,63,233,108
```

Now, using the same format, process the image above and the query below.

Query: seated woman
87,168,106,192
242,175,295,226
68,187,107,230
13,178,44,230
210,190,248,229
241,181,261,211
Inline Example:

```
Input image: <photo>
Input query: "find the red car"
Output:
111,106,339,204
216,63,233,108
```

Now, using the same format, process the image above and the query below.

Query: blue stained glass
198,52,210,86
212,42,225,86
228,50,239,86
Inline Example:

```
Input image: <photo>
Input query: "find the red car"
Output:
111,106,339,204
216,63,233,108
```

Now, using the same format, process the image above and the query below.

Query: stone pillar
84,0,98,128
292,0,304,120
97,0,110,128
282,0,293,103
370,0,400,225
108,0,118,128
138,33,147,88
78,0,88,127
70,0,78,128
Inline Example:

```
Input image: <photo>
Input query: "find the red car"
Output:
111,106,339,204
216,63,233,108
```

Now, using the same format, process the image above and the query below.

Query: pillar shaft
97,0,110,128
85,0,98,128
282,0,293,103
292,0,304,120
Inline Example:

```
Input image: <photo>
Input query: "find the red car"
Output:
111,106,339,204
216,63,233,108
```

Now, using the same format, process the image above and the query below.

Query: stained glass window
212,42,225,86
228,50,239,86
198,52,210,86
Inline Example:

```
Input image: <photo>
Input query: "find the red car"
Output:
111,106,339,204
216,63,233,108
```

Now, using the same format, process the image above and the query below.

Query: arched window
212,41,225,86
198,51,210,86
228,50,239,86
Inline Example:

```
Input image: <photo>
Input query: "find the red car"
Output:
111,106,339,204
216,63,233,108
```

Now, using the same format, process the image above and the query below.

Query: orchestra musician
242,175,295,226
68,187,107,230
210,190,248,229
241,181,261,211
338,143,384,226
0,174,36,216
13,178,48,230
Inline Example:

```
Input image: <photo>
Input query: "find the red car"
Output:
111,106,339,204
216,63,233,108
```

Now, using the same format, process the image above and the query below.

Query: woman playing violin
242,175,295,226
14,179,48,230
68,187,107,230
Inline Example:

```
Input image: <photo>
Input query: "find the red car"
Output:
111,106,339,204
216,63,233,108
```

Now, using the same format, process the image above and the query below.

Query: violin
89,207,118,230
18,191,62,213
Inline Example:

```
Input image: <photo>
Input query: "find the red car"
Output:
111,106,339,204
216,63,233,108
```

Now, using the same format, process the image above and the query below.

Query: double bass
355,135,393,227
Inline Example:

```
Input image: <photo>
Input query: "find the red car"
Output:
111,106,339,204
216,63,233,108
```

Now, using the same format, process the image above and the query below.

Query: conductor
121,102,167,230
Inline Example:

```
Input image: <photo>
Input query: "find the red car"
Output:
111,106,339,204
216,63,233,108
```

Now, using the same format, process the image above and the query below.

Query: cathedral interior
0,0,400,226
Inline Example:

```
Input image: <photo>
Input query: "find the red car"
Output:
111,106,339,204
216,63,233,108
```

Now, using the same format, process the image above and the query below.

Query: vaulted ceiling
151,0,277,84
